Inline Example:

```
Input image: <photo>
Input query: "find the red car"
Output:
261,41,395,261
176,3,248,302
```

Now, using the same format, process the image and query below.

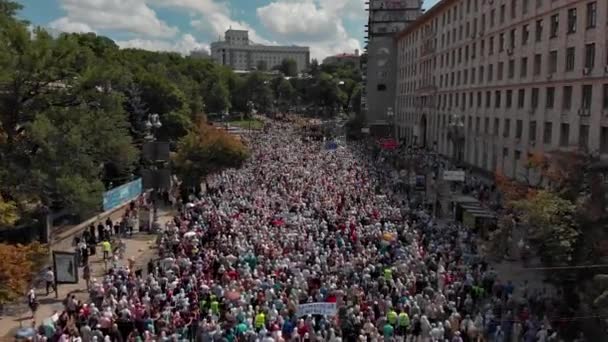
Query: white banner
296,302,337,317
443,170,465,182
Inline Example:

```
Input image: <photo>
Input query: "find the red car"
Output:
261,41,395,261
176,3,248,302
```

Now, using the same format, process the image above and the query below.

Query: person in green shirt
383,323,394,340
398,312,410,336
387,310,398,326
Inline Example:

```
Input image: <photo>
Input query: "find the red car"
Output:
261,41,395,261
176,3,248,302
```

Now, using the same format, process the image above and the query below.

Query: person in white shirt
44,267,55,296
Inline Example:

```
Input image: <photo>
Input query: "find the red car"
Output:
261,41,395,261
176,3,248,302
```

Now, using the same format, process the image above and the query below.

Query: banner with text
296,302,337,317
102,178,143,211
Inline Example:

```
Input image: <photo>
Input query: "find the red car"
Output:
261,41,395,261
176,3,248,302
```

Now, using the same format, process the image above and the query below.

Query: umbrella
225,291,241,301
15,327,36,339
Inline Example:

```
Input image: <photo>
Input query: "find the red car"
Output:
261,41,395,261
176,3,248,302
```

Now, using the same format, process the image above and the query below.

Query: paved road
0,209,175,338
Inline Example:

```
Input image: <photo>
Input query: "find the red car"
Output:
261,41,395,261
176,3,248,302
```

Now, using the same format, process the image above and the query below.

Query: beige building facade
395,0,608,179
211,30,310,72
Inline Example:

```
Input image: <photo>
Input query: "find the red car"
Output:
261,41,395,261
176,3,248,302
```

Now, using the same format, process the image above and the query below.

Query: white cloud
49,17,95,34
116,33,209,55
256,0,362,60
56,0,178,38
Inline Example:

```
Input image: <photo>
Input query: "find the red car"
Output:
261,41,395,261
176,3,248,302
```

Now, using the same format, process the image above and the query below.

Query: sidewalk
0,208,175,339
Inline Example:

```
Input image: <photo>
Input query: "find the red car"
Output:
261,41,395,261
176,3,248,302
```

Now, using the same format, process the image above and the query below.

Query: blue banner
102,178,143,211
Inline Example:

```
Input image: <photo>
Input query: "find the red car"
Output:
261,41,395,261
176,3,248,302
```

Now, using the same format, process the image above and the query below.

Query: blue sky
18,0,440,59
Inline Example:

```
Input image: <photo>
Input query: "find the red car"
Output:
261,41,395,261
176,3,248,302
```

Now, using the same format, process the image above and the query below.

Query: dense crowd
29,123,573,342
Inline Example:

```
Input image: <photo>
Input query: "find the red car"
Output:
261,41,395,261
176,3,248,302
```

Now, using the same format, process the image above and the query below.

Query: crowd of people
27,122,575,341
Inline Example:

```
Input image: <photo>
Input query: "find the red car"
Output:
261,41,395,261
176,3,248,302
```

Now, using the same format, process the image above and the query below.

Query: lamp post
144,113,162,229
386,107,395,138
448,114,465,164
145,113,162,141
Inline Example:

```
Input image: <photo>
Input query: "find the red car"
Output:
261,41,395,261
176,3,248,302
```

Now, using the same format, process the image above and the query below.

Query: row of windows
398,83,608,112
403,0,601,47
399,1,602,80
399,42,605,94
423,113,608,153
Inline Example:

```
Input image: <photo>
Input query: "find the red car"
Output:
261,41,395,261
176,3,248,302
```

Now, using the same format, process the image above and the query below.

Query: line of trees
0,0,363,227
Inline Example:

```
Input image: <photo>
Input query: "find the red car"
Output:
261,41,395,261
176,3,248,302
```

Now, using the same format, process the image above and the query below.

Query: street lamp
386,107,395,138
145,113,162,141
448,114,465,164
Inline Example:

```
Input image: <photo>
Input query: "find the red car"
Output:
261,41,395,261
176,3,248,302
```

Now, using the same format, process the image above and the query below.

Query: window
565,47,575,71
586,2,597,29
523,0,529,15
498,62,504,80
563,86,573,109
567,8,577,33
516,120,523,139
508,59,515,78
485,117,490,134
486,91,491,107
579,124,590,149
533,54,542,75
500,4,506,24
475,117,480,133
494,118,500,136
479,65,484,83
546,87,555,108
480,39,485,56
532,88,539,108
560,123,570,147
529,121,537,142
499,33,505,52
604,84,608,109
518,89,526,108
477,91,482,107
506,89,513,107
495,90,502,108
550,14,559,38
543,122,553,144
521,57,528,77
548,50,558,73
522,24,529,45
489,36,494,55
582,84,593,109
511,0,517,19
491,9,496,27
377,84,387,91
585,43,595,69
509,29,515,49
535,19,543,41
488,64,494,82
601,127,608,154
504,118,511,137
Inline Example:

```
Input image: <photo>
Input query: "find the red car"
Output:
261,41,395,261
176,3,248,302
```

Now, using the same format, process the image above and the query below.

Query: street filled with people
30,122,572,342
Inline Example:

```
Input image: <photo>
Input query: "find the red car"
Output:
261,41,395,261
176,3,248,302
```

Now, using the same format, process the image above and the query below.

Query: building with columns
395,0,608,179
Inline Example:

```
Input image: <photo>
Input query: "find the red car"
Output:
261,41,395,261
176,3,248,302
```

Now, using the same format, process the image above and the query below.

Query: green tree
512,190,580,266
206,81,231,114
173,120,249,189
256,60,268,71
279,58,298,77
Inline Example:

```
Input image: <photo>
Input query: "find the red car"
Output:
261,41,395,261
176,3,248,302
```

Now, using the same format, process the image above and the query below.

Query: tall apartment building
364,0,423,136
395,0,608,179
211,29,310,72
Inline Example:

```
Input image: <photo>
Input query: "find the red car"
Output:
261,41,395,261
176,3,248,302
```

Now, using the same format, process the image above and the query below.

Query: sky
18,0,441,60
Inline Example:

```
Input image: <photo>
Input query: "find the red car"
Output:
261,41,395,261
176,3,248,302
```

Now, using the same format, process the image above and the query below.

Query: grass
227,119,264,130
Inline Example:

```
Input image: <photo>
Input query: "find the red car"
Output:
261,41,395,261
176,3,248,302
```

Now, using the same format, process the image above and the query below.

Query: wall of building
364,0,423,133
210,30,310,72
396,0,608,180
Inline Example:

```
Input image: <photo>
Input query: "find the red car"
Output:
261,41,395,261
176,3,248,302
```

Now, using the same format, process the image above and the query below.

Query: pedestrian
101,239,112,261
44,266,55,296
83,263,91,289
27,288,38,317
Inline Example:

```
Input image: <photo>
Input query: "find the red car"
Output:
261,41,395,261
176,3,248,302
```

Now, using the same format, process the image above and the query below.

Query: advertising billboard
102,178,143,211
52,251,78,284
